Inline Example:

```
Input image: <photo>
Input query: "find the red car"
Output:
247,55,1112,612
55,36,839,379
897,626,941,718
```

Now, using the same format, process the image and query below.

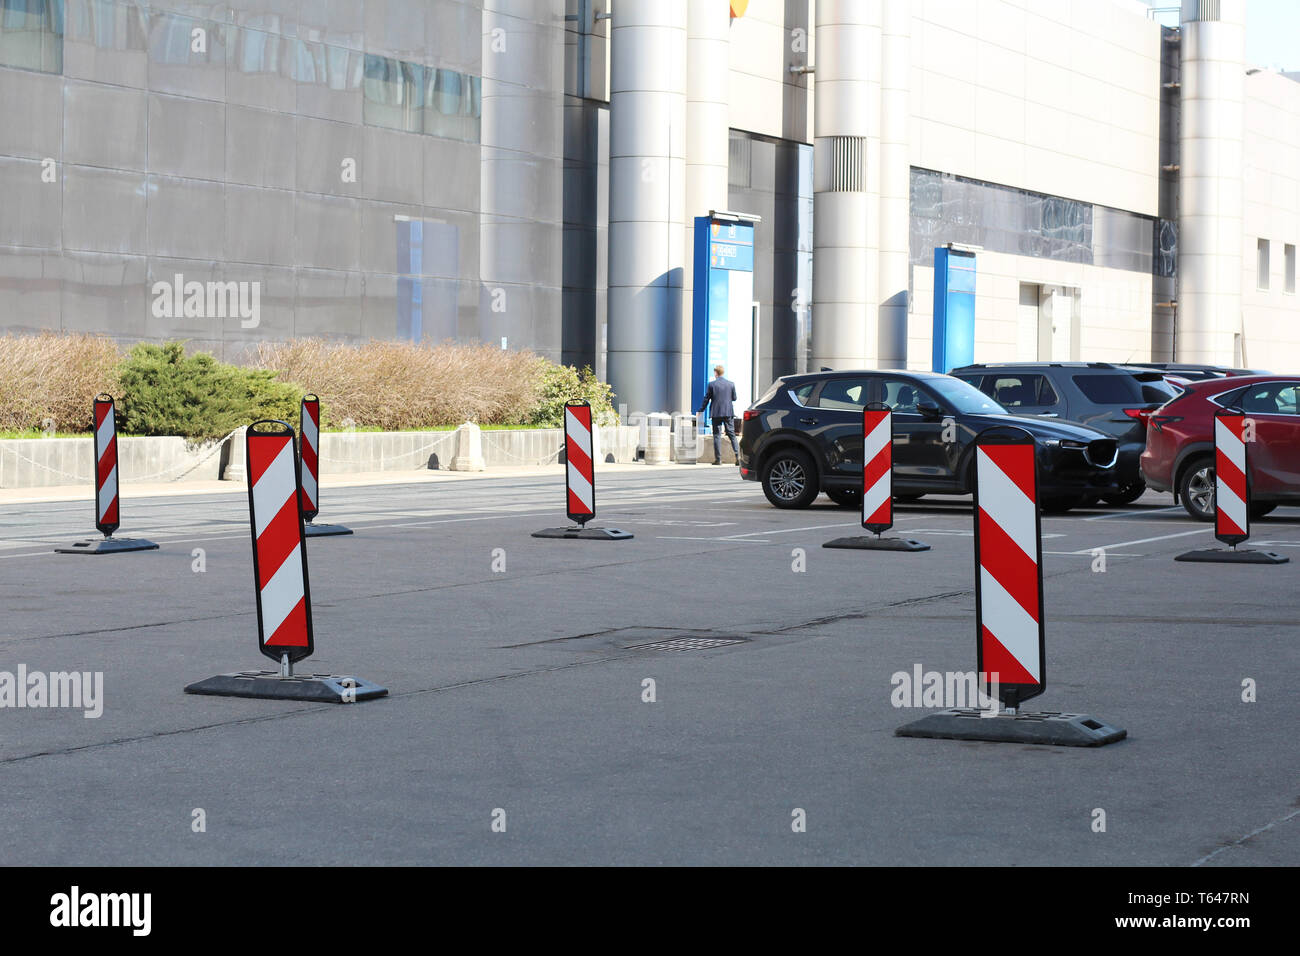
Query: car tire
761,448,820,509
825,488,861,508
1102,481,1146,506
1250,501,1277,519
1041,495,1083,514
1178,456,1215,521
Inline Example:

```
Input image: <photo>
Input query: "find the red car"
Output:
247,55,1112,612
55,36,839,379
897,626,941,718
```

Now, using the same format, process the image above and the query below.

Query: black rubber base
532,526,634,540
895,708,1127,747
823,535,931,551
1175,547,1288,564
184,670,387,703
303,522,353,537
55,537,159,555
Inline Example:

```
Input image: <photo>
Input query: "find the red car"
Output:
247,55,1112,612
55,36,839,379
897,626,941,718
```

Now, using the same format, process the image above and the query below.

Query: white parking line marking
1083,506,1185,521
1068,527,1212,554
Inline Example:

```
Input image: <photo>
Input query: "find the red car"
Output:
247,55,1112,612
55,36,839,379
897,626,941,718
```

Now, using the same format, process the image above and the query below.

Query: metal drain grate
628,637,745,652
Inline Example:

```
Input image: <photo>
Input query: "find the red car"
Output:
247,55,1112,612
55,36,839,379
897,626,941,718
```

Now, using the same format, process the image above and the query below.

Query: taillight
1150,414,1183,433
743,410,760,422
1122,407,1153,425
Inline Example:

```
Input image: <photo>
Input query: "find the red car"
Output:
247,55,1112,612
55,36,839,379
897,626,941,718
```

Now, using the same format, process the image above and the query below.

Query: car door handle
1040,412,1059,417
799,417,818,425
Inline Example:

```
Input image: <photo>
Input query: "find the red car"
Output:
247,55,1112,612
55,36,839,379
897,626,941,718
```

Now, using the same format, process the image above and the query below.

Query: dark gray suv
951,362,1177,505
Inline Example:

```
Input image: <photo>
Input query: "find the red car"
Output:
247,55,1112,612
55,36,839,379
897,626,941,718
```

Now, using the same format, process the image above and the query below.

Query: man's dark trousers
711,416,738,464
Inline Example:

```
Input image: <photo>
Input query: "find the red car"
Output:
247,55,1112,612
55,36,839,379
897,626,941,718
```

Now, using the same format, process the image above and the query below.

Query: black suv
951,362,1177,505
739,369,1119,512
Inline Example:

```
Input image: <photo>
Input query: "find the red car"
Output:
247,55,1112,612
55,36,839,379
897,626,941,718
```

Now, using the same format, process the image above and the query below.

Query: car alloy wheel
1180,459,1215,521
761,449,820,509
770,458,807,500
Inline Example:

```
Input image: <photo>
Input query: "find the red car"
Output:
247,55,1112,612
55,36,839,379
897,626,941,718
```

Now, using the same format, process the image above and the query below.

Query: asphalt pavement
0,465,1295,865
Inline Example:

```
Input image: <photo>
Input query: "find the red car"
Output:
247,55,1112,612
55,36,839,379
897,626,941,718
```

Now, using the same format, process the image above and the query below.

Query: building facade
1,0,1297,414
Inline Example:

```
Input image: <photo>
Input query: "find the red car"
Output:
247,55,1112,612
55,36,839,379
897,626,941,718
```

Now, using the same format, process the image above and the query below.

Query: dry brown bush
251,339,548,430
0,332,121,432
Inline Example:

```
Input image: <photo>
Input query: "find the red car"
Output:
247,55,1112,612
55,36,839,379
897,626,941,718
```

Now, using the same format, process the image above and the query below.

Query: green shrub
116,342,303,441
527,361,617,428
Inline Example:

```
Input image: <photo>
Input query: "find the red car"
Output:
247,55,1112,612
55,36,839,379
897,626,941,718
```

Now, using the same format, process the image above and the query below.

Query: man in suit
698,364,739,465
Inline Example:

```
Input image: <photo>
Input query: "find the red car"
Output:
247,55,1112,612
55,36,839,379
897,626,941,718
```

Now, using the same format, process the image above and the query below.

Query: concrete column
1176,0,1245,364
877,0,909,368
682,0,731,411
812,0,880,371
607,1,688,414
449,422,486,471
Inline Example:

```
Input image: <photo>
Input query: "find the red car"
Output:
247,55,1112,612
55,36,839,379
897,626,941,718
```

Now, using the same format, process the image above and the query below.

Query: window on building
1257,238,1270,291
363,54,481,143
1286,244,1296,295
0,0,63,73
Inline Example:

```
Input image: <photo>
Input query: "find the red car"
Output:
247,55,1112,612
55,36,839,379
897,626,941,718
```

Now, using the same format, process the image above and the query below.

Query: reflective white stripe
565,408,592,460
95,412,114,462
98,465,117,521
863,474,890,519
259,542,304,641
568,461,594,509
863,415,891,462
977,448,1037,561
302,406,318,450
979,567,1040,681
301,468,317,504
252,441,296,537
1216,477,1248,532
1216,418,1245,475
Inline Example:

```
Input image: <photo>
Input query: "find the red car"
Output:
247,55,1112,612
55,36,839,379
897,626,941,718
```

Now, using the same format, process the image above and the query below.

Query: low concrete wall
0,425,650,487
0,436,226,488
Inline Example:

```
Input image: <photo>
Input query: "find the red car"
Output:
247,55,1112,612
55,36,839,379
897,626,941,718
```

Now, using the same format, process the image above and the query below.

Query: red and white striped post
897,426,1126,744
972,428,1046,711
247,420,314,671
1214,409,1249,546
184,418,386,701
823,402,928,551
533,400,632,540
565,400,596,526
298,395,351,537
862,405,893,535
56,393,157,554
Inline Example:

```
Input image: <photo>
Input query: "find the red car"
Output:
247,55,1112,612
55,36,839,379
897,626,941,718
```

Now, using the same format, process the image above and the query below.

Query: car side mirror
916,401,943,420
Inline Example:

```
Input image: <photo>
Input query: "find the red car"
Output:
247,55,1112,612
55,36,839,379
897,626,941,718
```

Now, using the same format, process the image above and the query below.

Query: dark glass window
1072,373,1144,405
815,378,872,410
1237,383,1300,415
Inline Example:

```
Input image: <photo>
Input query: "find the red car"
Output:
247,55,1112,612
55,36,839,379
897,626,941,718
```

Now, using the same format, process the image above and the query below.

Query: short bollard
533,400,632,540
824,404,929,552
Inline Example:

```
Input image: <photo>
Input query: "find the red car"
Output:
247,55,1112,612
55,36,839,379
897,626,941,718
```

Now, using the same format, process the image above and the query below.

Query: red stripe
980,443,1036,502
1217,511,1246,539
863,446,890,490
101,496,118,528
980,625,1039,686
567,404,592,431
267,597,309,648
303,401,319,431
865,496,891,526
1216,446,1246,502
256,496,302,589
568,487,593,516
94,401,112,430
977,505,1040,622
248,434,291,487
96,436,117,487
1219,415,1246,442
566,434,593,481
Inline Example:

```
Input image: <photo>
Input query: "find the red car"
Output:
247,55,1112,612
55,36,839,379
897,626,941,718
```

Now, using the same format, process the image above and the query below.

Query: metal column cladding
691,215,755,426
931,247,976,373
972,428,1046,709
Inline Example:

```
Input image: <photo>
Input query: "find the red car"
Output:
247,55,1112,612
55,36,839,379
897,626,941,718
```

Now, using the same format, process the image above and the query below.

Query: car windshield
926,376,1007,415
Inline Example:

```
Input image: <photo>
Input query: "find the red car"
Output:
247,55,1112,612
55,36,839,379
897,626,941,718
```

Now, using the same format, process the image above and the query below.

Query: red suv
1141,375,1300,520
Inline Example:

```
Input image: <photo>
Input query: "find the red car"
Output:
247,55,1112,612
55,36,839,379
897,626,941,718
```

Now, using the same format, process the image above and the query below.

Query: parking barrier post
299,395,353,537
532,400,632,540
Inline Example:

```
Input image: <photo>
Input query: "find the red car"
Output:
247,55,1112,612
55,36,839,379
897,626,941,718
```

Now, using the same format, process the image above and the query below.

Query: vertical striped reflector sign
532,400,632,540
823,403,928,551
1175,408,1287,563
896,425,1126,745
55,394,158,554
972,429,1045,710
248,420,314,664
299,394,352,537
184,420,386,702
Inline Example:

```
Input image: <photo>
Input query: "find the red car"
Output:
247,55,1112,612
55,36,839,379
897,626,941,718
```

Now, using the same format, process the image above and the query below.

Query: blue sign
692,216,756,430
932,247,976,373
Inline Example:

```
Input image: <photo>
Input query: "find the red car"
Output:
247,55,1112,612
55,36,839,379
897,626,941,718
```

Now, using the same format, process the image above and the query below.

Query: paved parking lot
0,466,1296,865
